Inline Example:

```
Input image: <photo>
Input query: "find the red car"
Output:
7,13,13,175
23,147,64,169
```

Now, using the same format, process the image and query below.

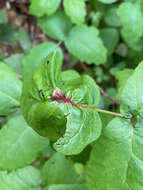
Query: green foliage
29,0,61,17
0,62,22,115
1,1,143,189
63,0,86,25
65,25,107,65
38,10,72,41
0,115,49,171
21,51,101,155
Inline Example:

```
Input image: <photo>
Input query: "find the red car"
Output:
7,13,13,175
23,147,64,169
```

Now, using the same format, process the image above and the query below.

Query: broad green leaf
100,28,119,55
54,106,101,155
4,53,24,74
0,166,42,189
117,2,143,50
22,42,63,78
63,0,86,25
104,6,120,27
21,50,101,155
29,0,61,17
119,62,143,114
0,115,49,170
0,62,22,115
65,25,107,65
46,184,88,190
38,10,72,41
87,116,143,190
42,153,78,185
98,0,118,4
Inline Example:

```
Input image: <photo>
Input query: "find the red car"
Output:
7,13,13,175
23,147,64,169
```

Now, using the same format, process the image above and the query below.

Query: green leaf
0,115,49,170
4,53,24,74
98,0,118,4
29,0,61,17
0,166,42,189
63,0,86,25
54,106,101,155
86,117,143,190
100,28,119,55
38,10,72,41
65,25,107,65
0,62,22,115
42,152,78,185
0,9,8,24
117,2,143,50
22,42,63,78
119,62,143,114
104,6,120,27
46,184,88,190
21,50,101,155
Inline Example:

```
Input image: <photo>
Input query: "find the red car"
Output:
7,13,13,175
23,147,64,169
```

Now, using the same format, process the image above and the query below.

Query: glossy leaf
0,62,22,115
63,0,86,25
21,50,101,155
22,42,63,78
42,152,78,185
29,0,61,17
0,166,42,189
87,116,143,190
38,10,72,41
0,115,49,170
65,25,107,65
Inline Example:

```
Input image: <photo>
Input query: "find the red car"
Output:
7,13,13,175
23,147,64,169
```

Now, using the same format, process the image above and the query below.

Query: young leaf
22,42,63,78
117,2,143,50
38,10,72,41
63,0,86,25
21,50,102,155
87,116,143,190
0,166,42,189
42,152,78,185
0,115,49,171
65,25,107,65
29,0,61,17
45,184,88,190
0,62,22,115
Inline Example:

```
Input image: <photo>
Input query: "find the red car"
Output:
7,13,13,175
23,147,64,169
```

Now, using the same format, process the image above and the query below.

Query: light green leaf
47,184,88,190
29,0,61,17
21,50,101,155
65,25,107,65
22,42,63,78
0,115,49,171
100,28,119,55
0,166,42,189
98,0,118,4
104,6,120,27
42,152,78,185
119,62,143,114
63,0,86,25
87,116,143,190
0,9,8,24
19,29,31,53
4,53,24,74
38,10,72,41
0,62,22,115
117,2,143,50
